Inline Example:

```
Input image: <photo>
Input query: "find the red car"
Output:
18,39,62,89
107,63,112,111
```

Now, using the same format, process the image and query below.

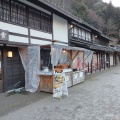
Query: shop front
37,44,93,96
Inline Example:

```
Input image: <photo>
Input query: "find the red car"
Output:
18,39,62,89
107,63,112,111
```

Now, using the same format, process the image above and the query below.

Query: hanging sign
0,29,9,41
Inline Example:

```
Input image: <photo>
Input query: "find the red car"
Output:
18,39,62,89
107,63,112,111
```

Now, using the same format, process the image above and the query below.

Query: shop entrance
0,50,3,93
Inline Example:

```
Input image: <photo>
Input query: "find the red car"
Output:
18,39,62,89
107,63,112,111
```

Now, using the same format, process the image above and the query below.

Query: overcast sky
102,0,120,7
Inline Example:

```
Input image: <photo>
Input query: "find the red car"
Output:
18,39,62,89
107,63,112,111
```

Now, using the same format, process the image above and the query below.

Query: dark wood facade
1,46,25,92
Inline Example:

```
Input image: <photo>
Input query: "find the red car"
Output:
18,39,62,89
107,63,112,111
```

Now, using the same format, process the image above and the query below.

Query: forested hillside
45,0,120,43
72,0,120,43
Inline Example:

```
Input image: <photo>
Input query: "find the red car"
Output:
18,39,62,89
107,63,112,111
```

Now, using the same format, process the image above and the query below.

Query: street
0,66,120,120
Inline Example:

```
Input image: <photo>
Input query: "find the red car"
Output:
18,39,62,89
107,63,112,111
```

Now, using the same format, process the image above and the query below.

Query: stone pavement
0,65,120,120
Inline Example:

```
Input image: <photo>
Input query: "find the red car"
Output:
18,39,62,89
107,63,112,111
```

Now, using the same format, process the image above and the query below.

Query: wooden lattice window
2,0,10,21
0,0,52,33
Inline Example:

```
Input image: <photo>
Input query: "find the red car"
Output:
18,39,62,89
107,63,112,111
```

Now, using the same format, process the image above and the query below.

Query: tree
72,0,88,20
86,9,104,30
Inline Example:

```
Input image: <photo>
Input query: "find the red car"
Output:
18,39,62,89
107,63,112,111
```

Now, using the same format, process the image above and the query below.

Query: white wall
0,22,28,35
54,43,68,46
0,22,52,45
110,54,113,66
53,14,68,43
30,29,52,40
31,38,51,45
9,35,29,43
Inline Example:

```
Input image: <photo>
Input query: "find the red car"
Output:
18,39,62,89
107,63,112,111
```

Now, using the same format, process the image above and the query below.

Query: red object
77,59,81,69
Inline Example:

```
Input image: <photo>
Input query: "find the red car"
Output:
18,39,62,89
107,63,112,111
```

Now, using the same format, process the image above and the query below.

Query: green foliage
72,0,88,20
71,0,120,42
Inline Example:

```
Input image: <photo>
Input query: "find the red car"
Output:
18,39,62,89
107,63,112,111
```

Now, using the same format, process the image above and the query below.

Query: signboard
0,29,9,41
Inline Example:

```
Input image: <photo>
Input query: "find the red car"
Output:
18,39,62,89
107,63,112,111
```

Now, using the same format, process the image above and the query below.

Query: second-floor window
71,26,91,41
0,0,52,33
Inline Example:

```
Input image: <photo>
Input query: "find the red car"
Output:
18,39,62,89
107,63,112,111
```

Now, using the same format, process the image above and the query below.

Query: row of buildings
0,0,120,93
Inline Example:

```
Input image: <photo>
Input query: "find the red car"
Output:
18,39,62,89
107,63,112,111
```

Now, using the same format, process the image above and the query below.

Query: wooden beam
70,50,72,67
72,51,80,62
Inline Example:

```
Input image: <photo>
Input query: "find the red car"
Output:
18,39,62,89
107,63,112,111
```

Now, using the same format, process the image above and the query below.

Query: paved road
1,66,120,120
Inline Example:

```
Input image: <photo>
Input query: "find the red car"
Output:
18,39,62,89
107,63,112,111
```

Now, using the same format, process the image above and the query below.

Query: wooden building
0,0,120,92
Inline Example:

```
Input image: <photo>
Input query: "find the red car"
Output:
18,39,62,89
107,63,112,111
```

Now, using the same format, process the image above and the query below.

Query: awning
113,48,120,52
49,44,93,66
51,44,91,52
90,45,113,52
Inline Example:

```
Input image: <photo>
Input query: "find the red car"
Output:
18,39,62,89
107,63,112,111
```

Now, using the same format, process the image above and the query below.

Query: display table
37,70,85,93
65,72,73,87
73,70,85,85
63,70,85,87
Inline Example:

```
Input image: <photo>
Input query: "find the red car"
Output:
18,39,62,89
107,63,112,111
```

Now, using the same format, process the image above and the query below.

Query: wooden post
88,62,89,73
99,51,101,71
72,51,80,62
113,53,115,67
70,50,73,86
83,51,84,70
70,50,72,68
91,54,93,74
109,53,110,68
104,52,106,70
91,60,93,74
97,52,98,71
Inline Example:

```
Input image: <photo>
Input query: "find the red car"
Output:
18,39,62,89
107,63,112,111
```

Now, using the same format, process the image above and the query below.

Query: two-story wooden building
0,0,119,92
69,22,113,73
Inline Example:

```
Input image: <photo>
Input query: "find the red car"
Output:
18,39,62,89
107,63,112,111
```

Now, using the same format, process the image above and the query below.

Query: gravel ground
1,66,120,120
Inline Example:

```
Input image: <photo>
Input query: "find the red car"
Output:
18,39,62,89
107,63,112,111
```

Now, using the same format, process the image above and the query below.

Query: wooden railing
70,33,108,47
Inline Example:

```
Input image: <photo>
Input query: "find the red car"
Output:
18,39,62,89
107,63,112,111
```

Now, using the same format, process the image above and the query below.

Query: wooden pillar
83,51,84,70
97,52,98,70
70,50,72,68
88,62,89,73
70,50,73,86
109,53,110,68
99,51,101,71
104,52,106,70
113,53,115,67
91,60,93,74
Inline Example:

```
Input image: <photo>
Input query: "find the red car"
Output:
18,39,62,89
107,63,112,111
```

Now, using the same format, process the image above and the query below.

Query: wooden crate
38,75,53,93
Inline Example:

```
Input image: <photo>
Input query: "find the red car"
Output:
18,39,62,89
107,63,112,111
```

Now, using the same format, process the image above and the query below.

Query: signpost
0,29,9,41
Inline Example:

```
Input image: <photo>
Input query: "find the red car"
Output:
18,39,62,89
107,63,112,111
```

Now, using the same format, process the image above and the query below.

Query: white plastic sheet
19,46,40,92
72,51,84,69
58,51,70,64
51,45,62,66
51,44,93,66
84,50,93,63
